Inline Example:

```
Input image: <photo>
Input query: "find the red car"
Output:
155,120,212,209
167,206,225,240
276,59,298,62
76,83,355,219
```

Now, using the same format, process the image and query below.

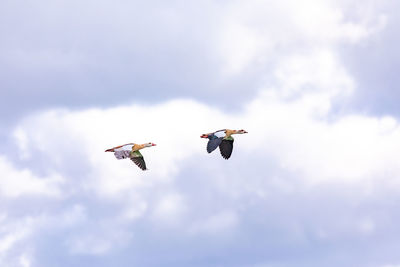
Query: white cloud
188,210,238,235
217,0,386,75
67,230,131,255
151,193,187,225
0,0,388,115
0,156,63,198
6,82,400,253
5,41,400,261
19,254,31,267
273,49,355,99
0,215,37,267
0,0,397,266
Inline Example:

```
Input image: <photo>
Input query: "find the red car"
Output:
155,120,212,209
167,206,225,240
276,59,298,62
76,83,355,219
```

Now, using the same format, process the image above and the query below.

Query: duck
200,129,248,159
105,142,156,170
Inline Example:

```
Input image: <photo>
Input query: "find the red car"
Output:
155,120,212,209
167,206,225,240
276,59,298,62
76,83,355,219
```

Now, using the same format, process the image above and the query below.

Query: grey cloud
1,0,389,126
340,1,400,117
0,0,257,122
8,156,400,267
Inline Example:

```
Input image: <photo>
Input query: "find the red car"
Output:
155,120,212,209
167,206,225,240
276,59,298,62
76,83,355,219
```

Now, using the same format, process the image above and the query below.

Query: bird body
108,143,134,151
105,142,156,170
201,129,247,159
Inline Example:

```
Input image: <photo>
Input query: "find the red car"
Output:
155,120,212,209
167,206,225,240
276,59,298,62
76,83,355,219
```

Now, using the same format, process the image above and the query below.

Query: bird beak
200,134,208,138
152,143,157,146
244,130,248,133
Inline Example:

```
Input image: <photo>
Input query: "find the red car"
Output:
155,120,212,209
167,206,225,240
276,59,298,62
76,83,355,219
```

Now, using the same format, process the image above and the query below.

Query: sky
1,0,400,266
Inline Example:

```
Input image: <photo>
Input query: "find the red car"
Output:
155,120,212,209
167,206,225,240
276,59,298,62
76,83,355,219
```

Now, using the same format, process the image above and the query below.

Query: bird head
145,142,157,147
235,129,248,134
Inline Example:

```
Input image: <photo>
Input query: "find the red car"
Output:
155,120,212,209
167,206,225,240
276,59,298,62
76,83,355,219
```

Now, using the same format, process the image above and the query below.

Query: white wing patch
214,130,226,138
114,150,131,159
115,144,135,151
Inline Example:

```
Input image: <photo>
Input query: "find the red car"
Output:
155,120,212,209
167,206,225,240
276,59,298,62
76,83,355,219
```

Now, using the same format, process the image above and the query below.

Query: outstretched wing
130,150,147,170
207,137,223,153
219,139,234,159
114,150,131,159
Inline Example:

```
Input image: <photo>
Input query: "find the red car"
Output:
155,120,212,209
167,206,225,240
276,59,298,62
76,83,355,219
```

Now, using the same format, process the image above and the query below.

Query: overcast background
1,1,400,266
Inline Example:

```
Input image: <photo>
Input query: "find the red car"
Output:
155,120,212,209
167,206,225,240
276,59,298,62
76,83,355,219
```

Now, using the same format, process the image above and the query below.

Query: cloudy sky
1,0,400,266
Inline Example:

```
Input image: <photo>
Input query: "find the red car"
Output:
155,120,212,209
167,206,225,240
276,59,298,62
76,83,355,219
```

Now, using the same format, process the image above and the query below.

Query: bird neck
132,144,146,151
225,129,236,137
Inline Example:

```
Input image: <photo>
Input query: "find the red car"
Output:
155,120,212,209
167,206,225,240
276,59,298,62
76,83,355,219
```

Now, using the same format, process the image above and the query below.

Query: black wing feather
130,156,147,170
207,138,223,153
219,139,234,159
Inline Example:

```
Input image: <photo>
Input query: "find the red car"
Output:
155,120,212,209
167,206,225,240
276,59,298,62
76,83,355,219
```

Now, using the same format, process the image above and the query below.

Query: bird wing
114,150,131,159
214,130,226,138
130,150,147,170
207,137,223,153
219,139,234,159
105,143,135,152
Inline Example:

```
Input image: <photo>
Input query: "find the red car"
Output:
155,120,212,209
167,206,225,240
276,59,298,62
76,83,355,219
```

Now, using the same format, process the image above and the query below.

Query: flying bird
200,129,248,159
105,142,156,170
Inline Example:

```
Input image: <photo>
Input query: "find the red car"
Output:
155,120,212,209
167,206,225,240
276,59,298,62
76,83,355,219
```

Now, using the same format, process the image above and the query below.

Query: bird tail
105,148,114,152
